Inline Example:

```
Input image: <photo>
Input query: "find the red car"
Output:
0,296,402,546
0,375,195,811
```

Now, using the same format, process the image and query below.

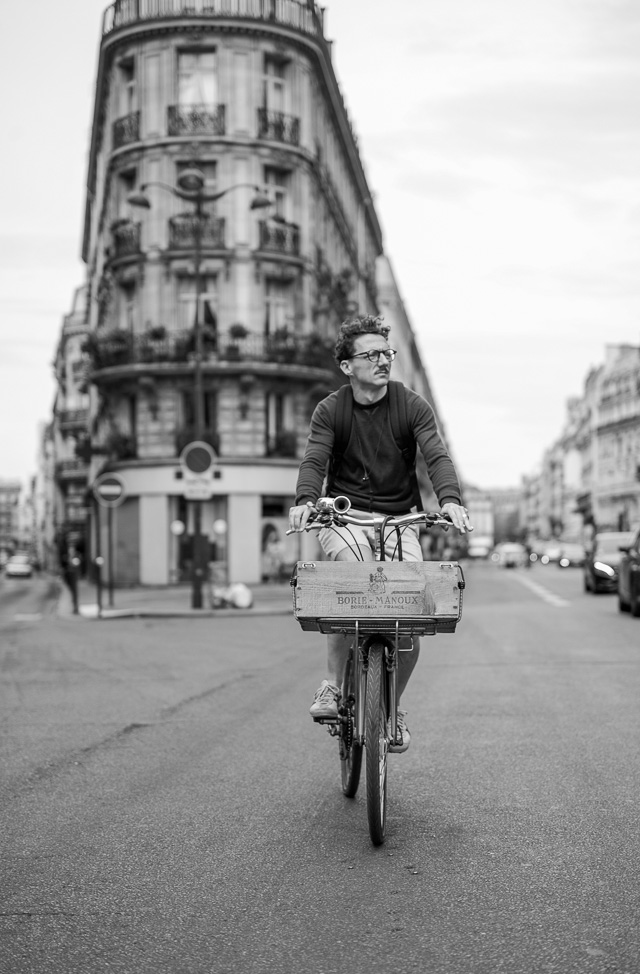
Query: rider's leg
383,525,423,702
326,543,373,684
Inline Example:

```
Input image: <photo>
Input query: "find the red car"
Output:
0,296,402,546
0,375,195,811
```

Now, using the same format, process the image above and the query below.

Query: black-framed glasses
350,348,397,364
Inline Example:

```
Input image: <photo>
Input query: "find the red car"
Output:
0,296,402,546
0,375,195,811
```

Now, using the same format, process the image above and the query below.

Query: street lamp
129,170,271,607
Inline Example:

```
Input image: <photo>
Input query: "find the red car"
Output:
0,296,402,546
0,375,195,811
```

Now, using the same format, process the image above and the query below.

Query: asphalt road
1,565,639,974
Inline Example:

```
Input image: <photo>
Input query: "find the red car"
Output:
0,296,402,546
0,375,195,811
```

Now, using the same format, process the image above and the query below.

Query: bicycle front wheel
340,649,363,798
365,641,389,846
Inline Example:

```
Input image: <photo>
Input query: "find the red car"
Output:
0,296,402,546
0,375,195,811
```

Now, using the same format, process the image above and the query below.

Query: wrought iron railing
257,108,300,145
258,220,300,256
58,409,89,428
85,327,337,372
167,104,226,137
113,110,140,148
56,460,89,478
111,219,141,257
169,214,226,250
103,0,324,38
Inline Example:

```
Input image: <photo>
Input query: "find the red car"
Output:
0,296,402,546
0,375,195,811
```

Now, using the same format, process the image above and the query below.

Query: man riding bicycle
289,315,471,752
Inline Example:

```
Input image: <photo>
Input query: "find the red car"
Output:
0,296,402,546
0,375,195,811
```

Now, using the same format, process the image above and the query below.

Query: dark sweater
295,384,462,514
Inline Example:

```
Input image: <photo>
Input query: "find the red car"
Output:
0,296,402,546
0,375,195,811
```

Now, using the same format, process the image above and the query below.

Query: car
491,542,528,568
540,540,563,565
618,526,640,617
4,553,33,578
558,542,586,568
583,531,634,594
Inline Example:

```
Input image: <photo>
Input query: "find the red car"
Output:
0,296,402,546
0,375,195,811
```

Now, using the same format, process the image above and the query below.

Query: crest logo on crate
368,567,387,595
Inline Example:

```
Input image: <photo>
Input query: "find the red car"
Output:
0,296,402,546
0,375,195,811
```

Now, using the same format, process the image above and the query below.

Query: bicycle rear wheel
365,641,389,845
339,649,362,798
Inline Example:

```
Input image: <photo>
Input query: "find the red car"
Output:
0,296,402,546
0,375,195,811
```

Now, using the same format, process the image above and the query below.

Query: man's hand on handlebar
289,502,315,533
441,502,473,534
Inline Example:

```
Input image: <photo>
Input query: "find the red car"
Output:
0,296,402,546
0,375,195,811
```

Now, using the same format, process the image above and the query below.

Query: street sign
93,474,126,508
180,441,217,501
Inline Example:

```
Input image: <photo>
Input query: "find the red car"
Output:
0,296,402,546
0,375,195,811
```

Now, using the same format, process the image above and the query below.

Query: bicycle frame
291,498,464,845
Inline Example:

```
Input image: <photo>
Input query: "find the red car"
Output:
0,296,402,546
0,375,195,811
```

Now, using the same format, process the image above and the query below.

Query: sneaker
388,709,411,753
309,680,340,720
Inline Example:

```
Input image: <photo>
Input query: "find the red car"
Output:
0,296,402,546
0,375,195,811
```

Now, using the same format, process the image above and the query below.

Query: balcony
258,220,300,256
113,110,140,148
56,459,89,481
257,108,300,146
169,214,225,250
111,219,142,258
167,104,226,137
103,0,324,39
85,327,338,376
58,408,89,432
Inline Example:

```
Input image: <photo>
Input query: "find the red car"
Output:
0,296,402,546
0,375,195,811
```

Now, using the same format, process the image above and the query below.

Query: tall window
263,167,289,220
119,282,136,332
265,280,293,335
118,57,136,115
177,276,217,334
263,57,286,112
182,391,217,431
266,391,293,439
178,51,217,106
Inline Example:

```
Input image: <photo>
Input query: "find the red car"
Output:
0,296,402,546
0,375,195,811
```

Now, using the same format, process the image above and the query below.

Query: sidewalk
57,577,294,620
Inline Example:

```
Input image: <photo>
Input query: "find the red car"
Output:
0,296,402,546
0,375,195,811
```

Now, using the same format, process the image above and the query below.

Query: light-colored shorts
318,508,423,562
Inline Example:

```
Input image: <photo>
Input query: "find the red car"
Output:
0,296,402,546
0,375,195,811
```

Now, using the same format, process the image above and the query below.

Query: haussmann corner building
72,0,457,588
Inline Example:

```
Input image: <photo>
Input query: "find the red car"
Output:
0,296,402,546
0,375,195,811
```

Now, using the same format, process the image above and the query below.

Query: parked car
583,531,634,594
558,542,586,568
618,526,640,617
491,542,528,568
4,553,33,578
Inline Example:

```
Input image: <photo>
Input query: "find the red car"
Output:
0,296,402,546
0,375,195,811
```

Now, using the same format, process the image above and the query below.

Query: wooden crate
292,560,464,635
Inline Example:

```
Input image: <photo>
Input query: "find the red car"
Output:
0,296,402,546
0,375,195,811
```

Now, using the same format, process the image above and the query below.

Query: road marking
511,574,570,608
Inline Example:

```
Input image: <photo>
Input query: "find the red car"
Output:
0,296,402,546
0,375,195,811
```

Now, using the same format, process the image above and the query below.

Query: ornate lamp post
129,170,271,607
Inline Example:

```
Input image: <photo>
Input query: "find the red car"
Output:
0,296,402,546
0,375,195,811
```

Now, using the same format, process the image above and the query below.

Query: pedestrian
289,314,471,752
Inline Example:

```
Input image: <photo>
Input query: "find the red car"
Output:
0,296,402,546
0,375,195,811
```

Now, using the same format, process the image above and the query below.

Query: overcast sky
1,0,639,489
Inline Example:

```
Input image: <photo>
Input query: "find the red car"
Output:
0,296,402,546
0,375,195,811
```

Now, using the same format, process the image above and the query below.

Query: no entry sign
93,474,126,508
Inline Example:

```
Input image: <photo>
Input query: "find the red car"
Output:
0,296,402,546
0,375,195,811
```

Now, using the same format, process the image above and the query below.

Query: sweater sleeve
407,389,462,507
294,395,336,505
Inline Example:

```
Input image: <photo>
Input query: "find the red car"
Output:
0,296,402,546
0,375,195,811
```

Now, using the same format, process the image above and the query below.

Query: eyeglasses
349,348,397,364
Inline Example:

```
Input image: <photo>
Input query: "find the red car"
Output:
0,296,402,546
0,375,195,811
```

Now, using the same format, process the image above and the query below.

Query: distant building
0,480,22,560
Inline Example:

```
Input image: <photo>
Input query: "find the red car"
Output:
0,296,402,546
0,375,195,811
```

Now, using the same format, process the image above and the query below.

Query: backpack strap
326,383,353,494
388,381,424,511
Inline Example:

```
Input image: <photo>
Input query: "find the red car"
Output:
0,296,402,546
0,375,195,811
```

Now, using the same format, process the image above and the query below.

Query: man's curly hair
334,315,390,365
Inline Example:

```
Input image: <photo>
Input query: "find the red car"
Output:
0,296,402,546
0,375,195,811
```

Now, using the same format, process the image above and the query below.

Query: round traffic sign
180,440,217,473
93,474,125,508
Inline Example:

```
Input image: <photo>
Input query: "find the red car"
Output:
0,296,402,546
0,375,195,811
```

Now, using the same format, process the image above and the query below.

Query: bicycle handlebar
287,496,453,534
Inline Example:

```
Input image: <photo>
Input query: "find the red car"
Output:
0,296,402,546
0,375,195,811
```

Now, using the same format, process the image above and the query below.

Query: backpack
327,380,424,510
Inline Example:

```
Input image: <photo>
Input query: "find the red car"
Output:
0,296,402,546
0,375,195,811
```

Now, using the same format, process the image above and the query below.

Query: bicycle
289,497,465,846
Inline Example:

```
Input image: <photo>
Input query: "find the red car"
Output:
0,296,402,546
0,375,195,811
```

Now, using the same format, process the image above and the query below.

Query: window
119,167,137,213
178,51,217,106
118,57,136,115
265,279,293,335
182,391,217,430
263,167,289,220
266,391,293,438
263,57,286,112
119,282,136,332
177,276,217,333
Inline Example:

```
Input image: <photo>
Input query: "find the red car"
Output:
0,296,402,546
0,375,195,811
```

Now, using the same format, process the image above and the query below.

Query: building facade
47,0,456,589
523,343,640,543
